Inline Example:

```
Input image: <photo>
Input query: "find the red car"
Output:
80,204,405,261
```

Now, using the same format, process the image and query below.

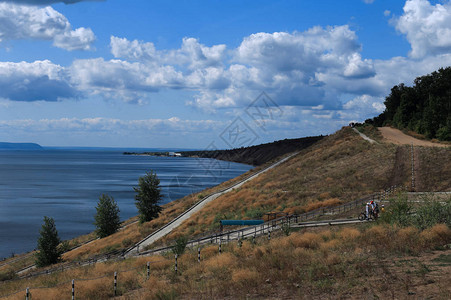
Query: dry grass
151,127,404,247
1,223,450,299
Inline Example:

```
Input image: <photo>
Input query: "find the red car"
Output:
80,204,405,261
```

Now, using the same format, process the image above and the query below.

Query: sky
0,0,451,149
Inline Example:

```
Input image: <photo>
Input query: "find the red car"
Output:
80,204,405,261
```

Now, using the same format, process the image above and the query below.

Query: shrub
232,269,260,287
0,268,17,281
413,198,451,230
420,224,451,247
380,193,413,227
172,236,188,256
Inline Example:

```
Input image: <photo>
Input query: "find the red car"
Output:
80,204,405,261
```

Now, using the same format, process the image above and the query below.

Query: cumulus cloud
0,2,95,50
0,60,79,101
103,26,376,109
341,94,385,121
394,0,451,58
110,36,226,69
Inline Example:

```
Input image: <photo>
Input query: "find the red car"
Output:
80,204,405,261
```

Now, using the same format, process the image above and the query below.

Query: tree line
365,67,451,141
36,171,162,267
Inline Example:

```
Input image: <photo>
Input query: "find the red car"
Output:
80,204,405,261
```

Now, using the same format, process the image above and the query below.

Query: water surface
0,149,252,258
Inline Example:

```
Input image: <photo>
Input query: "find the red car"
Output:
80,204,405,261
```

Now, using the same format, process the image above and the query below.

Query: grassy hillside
181,135,324,166
1,126,450,299
156,127,400,244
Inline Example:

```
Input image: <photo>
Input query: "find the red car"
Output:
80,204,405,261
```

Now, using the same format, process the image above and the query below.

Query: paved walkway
125,152,299,257
352,127,377,144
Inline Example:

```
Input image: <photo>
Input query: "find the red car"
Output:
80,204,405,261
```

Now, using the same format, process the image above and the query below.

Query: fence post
26,287,29,300
147,262,150,279
219,241,222,254
268,230,271,240
72,279,75,300
114,272,117,296
198,247,201,263
175,254,178,274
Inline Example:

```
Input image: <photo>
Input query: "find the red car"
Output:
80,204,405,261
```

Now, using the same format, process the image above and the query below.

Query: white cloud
342,94,385,121
0,3,95,51
110,36,226,69
394,0,451,58
110,36,157,62
0,60,78,101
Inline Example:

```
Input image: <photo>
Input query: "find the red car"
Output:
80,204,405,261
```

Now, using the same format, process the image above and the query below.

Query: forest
366,67,451,141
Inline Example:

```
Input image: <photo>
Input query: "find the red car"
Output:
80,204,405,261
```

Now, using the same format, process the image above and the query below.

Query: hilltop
366,66,451,141
0,142,42,150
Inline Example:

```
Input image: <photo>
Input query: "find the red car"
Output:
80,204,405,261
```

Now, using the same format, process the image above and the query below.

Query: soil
379,127,448,147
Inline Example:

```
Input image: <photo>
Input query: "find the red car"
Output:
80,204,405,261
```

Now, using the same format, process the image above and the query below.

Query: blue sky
1,0,451,148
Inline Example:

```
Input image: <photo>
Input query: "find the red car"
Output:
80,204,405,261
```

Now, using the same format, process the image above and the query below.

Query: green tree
134,171,163,223
94,194,121,238
35,216,63,267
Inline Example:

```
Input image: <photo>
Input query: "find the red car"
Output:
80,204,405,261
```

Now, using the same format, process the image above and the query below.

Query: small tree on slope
94,194,121,238
35,216,63,267
134,171,163,223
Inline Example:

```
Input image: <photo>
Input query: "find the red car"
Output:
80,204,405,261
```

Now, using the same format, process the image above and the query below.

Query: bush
172,236,188,256
380,193,413,227
413,198,451,230
0,268,17,281
382,194,451,229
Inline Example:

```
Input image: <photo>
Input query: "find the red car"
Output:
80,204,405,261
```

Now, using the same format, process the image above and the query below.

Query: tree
94,194,121,238
134,171,163,223
35,216,63,267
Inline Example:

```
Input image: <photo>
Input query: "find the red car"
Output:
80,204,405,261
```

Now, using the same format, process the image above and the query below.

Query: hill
0,142,43,150
0,127,450,299
366,66,451,141
181,135,324,165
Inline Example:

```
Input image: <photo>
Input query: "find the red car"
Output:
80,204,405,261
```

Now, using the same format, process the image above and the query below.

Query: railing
136,185,404,257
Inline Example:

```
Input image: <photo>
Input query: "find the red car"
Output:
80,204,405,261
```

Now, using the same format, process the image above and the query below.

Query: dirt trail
379,127,448,147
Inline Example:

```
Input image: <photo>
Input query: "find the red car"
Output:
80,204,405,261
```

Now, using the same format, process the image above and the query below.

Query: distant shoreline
0,142,43,150
124,135,324,166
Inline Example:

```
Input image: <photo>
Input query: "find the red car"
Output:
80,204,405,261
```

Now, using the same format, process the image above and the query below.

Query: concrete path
352,127,377,144
124,152,299,257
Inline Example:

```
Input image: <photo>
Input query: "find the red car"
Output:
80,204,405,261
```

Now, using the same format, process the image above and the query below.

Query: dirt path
379,127,448,147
